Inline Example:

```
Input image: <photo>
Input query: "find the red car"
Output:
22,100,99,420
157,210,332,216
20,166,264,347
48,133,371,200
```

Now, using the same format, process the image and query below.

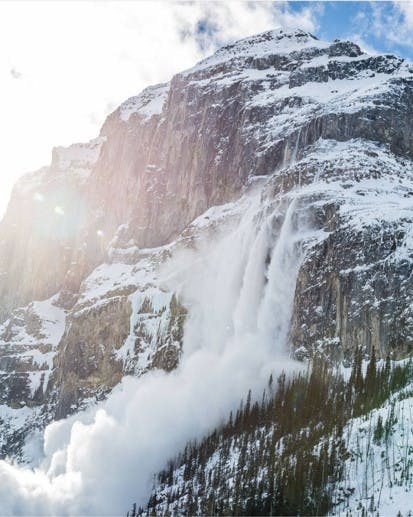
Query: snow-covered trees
135,354,413,515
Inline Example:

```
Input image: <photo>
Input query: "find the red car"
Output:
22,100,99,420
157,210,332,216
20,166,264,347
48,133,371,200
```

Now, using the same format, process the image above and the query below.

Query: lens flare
54,206,64,216
33,192,44,203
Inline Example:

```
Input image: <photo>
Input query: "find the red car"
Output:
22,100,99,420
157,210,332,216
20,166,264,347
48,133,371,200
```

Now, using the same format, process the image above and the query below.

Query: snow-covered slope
140,360,413,517
336,389,413,515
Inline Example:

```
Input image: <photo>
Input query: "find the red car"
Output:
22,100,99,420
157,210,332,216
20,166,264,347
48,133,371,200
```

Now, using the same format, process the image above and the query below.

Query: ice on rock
119,83,170,122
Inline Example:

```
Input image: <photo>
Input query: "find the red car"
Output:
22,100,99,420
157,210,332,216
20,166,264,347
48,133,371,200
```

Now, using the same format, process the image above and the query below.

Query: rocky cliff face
281,139,413,361
1,28,413,459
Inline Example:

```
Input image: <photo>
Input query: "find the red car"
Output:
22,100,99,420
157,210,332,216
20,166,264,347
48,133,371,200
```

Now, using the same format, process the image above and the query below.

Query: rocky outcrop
52,295,131,418
52,281,187,419
278,139,413,361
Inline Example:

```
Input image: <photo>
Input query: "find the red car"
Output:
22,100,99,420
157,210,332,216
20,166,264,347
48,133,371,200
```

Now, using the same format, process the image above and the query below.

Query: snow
0,296,66,352
0,295,66,397
334,388,413,515
0,404,33,428
245,67,412,153
188,197,247,229
282,138,413,243
77,262,138,304
15,136,105,195
31,298,67,351
255,70,400,106
183,28,329,76
52,136,105,176
119,82,169,122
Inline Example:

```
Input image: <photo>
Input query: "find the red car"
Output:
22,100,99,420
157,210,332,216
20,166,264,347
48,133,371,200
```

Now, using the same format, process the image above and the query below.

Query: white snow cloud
0,189,309,514
0,1,318,216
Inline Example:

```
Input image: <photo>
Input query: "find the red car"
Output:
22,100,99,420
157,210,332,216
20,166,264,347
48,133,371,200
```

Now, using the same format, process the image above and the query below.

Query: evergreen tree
138,353,413,517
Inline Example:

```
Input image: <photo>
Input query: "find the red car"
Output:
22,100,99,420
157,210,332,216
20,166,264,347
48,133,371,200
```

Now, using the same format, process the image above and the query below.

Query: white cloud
0,1,318,216
398,0,413,26
367,0,413,49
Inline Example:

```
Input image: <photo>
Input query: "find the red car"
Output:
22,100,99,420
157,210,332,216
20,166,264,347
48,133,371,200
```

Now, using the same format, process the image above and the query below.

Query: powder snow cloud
0,189,308,514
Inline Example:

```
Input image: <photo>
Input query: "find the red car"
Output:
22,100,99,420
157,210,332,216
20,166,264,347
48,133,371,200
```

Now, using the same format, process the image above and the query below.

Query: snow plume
0,187,316,515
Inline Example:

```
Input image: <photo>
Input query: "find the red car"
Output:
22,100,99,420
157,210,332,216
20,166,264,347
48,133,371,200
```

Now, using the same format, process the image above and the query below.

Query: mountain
0,28,413,515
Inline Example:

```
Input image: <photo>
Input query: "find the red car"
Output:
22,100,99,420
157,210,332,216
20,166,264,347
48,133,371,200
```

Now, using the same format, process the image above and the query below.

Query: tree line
129,350,413,516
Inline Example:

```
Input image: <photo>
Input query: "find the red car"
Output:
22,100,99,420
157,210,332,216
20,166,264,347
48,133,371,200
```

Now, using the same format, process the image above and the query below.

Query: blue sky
291,1,413,59
193,2,413,60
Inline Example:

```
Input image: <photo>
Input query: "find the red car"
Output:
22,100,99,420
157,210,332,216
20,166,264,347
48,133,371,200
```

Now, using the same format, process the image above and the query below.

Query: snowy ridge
13,136,105,197
248,66,412,152
184,28,328,75
277,139,413,232
51,136,105,178
119,83,170,122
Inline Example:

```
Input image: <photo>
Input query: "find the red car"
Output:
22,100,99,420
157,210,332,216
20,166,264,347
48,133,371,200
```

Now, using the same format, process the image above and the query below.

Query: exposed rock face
2,29,412,319
274,139,413,361
0,28,413,458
